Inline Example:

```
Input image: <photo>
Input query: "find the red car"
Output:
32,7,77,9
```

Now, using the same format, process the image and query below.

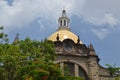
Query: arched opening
60,20,62,26
64,62,75,76
58,62,89,80
64,20,66,26
79,66,89,80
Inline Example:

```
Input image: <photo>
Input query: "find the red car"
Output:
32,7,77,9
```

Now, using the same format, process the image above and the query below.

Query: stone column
75,64,79,77
60,62,64,75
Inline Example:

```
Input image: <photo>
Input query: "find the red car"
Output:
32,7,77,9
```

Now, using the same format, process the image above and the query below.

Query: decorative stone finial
89,43,95,50
77,35,80,44
88,43,96,55
56,33,59,41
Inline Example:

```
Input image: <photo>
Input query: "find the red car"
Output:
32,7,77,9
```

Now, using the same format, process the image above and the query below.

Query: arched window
64,20,66,26
64,62,75,76
58,62,89,80
60,20,62,26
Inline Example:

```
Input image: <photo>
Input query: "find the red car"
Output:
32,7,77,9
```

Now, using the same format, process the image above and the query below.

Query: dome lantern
58,10,70,30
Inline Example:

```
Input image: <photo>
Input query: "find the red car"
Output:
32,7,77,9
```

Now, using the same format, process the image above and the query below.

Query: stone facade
54,39,114,80
48,10,115,80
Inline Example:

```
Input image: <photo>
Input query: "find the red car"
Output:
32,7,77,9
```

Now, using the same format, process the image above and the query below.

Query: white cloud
0,0,80,30
92,28,110,40
79,0,120,27
84,13,118,27
0,0,120,39
104,13,118,27
37,19,45,31
76,0,120,39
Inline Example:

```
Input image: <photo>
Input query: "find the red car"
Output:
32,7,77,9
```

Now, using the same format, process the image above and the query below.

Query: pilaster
60,62,64,75
75,64,79,77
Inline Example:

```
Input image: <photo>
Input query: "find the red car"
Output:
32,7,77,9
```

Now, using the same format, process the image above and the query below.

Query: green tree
0,37,62,80
106,64,120,76
17,38,61,80
115,76,120,80
0,44,22,80
0,26,8,44
59,76,84,80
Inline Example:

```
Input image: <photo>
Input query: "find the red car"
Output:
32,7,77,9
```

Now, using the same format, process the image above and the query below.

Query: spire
62,10,67,17
89,43,95,50
13,33,19,44
58,10,70,31
89,43,96,55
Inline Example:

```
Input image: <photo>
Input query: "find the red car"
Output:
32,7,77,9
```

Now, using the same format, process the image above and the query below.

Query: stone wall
54,39,115,80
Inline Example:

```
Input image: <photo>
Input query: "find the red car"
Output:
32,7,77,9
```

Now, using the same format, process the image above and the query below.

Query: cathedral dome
48,28,82,44
48,10,82,44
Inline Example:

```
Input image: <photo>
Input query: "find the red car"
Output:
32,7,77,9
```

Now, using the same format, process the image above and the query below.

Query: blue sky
0,0,120,67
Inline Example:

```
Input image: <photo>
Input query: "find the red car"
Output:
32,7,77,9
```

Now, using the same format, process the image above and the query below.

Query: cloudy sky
0,0,120,67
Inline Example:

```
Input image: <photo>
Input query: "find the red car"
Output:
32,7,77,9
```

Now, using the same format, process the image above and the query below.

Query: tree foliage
0,37,62,80
0,26,8,44
115,76,120,80
59,76,84,80
106,64,120,77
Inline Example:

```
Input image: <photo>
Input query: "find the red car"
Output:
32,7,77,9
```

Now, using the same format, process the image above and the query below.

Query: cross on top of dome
62,10,67,17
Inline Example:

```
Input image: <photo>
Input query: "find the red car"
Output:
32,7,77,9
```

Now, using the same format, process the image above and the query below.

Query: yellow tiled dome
48,28,82,44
